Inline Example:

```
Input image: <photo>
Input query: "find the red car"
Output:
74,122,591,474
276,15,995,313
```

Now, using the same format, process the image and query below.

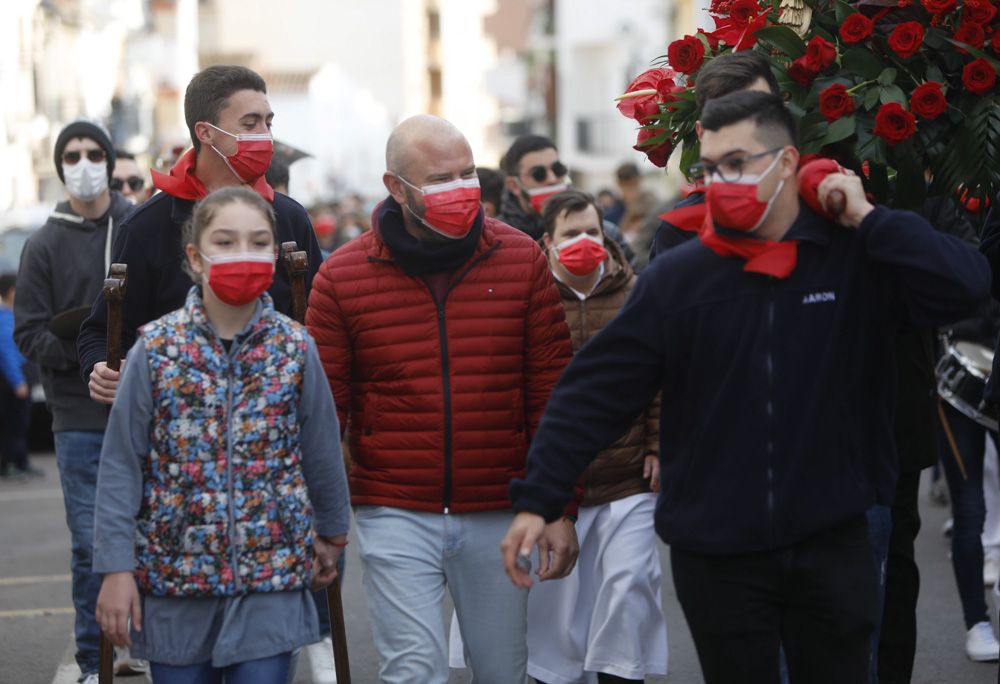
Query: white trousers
449,492,668,683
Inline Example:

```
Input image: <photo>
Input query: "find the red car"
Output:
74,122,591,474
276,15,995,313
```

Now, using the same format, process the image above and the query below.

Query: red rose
634,127,672,168
873,102,916,145
953,22,986,52
964,0,997,24
805,35,837,71
921,0,957,13
819,84,855,122
963,57,997,93
909,81,948,119
668,35,706,74
992,29,1000,52
887,21,924,58
839,13,874,43
729,0,762,24
617,68,678,121
788,56,819,85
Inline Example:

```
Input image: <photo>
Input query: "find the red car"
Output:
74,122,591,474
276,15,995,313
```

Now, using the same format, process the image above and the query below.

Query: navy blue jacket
511,203,990,555
76,191,322,380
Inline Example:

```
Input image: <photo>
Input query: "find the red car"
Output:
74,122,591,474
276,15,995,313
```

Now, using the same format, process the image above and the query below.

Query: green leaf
843,47,887,80
679,138,702,181
864,87,881,110
823,115,857,145
944,39,1000,70
879,84,907,106
833,0,856,23
753,25,806,59
877,68,898,86
926,64,945,84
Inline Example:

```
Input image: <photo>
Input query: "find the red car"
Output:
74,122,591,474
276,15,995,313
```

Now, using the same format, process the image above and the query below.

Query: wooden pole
99,263,127,683
282,241,352,682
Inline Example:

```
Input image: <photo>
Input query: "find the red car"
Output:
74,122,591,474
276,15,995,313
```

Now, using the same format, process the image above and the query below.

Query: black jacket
511,203,989,555
15,193,133,431
76,190,322,380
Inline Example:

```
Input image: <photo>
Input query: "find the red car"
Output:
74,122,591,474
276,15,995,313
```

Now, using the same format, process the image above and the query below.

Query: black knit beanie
53,119,116,183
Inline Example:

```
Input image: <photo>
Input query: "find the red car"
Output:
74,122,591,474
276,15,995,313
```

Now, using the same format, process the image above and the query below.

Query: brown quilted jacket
550,239,661,506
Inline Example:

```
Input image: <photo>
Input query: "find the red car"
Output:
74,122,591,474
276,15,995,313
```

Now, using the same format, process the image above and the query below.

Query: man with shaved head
307,115,577,682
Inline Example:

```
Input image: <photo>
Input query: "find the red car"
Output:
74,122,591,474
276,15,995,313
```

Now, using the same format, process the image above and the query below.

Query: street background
1,452,996,684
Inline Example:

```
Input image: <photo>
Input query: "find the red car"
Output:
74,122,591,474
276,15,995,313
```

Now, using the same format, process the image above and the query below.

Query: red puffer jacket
307,202,573,513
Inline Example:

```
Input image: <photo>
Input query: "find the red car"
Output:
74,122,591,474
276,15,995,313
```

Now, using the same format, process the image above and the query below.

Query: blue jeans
355,506,528,684
150,653,291,684
54,430,104,676
938,404,993,628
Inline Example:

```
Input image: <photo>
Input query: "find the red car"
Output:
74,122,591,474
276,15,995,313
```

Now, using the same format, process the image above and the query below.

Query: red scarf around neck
150,148,275,202
659,191,798,279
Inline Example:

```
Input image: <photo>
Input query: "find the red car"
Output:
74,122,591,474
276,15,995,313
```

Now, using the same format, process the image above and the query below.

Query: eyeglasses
111,176,145,192
525,161,568,183
689,147,782,183
62,149,107,165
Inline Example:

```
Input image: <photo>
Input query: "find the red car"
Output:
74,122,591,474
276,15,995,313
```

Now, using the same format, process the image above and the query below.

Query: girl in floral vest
92,186,350,683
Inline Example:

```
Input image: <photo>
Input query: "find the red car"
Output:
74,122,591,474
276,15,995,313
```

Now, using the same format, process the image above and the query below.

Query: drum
936,340,997,431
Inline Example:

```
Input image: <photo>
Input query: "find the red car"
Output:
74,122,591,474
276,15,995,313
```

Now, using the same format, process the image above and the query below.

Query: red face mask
704,152,785,233
555,233,607,276
207,123,274,184
201,252,274,306
526,182,568,213
400,176,481,239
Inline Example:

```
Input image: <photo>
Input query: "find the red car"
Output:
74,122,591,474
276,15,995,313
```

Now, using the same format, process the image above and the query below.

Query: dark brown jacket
550,239,660,506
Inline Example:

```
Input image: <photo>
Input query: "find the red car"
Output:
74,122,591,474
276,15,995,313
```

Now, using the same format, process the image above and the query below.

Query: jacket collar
782,200,832,246
366,197,500,264
184,285,274,343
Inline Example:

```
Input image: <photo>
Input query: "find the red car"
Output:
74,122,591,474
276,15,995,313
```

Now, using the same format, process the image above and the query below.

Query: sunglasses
62,149,107,165
111,176,145,192
525,161,568,183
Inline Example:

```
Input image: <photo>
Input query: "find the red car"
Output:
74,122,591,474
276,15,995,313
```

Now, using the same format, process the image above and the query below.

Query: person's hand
89,360,123,404
817,170,874,229
14,383,28,400
501,512,547,588
536,516,579,582
311,535,346,590
96,571,141,648
644,455,661,493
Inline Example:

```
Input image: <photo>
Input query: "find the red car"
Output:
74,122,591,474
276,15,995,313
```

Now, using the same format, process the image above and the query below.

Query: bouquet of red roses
619,0,1000,211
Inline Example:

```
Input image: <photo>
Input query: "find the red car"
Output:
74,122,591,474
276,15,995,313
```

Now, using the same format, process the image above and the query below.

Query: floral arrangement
618,0,1000,211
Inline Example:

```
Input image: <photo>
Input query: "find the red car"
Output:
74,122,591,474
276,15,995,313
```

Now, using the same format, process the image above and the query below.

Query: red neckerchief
150,148,275,202
659,195,798,279
699,214,798,279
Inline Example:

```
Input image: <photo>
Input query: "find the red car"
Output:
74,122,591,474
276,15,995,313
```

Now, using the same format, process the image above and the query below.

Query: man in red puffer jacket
306,114,577,684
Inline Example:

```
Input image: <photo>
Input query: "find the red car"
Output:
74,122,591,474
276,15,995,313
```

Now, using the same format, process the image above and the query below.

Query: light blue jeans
54,430,105,677
355,506,528,684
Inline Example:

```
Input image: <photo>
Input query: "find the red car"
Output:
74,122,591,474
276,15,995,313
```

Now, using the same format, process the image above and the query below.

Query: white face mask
63,159,108,202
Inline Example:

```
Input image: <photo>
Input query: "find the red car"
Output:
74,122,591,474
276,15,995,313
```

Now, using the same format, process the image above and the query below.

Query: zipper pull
443,506,450,515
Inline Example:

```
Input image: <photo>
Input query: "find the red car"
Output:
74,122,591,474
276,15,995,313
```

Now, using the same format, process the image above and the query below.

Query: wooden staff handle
103,264,128,372
827,189,847,218
281,241,309,325
99,631,114,683
327,578,352,682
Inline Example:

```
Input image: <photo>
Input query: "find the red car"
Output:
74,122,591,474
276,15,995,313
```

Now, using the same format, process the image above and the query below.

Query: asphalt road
1,453,997,684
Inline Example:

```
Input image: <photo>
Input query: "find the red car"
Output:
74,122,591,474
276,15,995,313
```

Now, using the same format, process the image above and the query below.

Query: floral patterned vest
135,287,313,597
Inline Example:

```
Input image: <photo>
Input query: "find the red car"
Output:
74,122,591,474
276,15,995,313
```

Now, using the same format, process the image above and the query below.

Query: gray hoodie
14,193,133,431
